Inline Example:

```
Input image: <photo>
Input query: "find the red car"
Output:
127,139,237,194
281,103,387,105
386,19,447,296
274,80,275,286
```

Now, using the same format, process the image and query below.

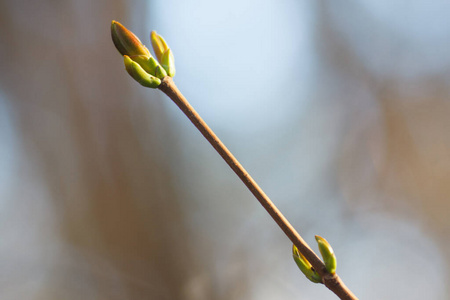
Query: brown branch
158,76,358,300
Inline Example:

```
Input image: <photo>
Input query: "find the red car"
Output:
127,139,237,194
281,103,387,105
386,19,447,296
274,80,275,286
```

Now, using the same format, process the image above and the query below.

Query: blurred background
0,0,449,299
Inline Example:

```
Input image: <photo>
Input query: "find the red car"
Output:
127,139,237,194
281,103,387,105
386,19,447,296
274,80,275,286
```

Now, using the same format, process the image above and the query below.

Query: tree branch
158,76,358,300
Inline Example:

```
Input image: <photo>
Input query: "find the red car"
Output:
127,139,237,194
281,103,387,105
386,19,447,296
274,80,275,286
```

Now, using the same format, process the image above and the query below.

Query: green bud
111,21,151,57
154,65,167,79
292,245,322,284
124,55,161,88
315,236,337,274
161,48,176,77
150,31,169,63
148,57,162,75
127,55,157,76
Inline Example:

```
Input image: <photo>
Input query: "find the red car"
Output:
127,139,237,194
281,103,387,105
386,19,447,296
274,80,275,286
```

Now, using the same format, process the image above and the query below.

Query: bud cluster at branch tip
111,21,176,88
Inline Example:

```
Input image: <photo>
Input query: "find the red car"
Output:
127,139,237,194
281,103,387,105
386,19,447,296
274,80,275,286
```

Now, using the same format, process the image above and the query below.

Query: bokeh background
0,0,449,299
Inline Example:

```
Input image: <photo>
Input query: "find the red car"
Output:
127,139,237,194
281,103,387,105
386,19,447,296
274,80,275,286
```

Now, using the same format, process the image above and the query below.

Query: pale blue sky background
150,0,313,134
141,1,449,299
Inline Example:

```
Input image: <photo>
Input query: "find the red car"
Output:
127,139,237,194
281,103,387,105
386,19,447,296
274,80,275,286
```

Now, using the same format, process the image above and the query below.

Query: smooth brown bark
159,76,358,300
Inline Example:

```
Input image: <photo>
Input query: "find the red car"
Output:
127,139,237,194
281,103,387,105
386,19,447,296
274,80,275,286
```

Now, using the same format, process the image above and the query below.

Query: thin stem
158,77,358,300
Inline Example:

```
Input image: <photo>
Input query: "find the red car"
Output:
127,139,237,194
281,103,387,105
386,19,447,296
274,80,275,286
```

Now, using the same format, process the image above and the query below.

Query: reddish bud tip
111,21,150,57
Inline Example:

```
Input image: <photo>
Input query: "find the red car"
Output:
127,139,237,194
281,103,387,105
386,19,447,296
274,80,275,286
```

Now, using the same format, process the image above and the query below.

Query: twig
158,77,358,300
